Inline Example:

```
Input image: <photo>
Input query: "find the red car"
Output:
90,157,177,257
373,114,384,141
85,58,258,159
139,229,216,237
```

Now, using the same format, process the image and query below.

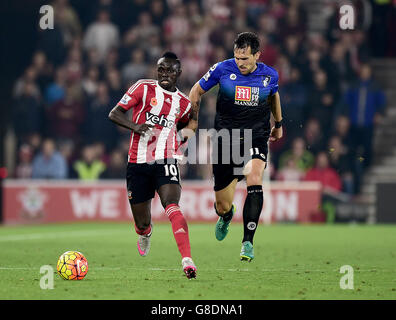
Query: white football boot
137,224,152,257
182,257,197,279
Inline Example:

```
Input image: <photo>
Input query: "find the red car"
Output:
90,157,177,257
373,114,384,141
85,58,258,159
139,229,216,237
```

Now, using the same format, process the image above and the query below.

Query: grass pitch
0,222,396,300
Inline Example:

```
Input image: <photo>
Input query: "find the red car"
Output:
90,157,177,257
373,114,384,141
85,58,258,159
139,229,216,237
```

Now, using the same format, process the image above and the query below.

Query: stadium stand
4,0,396,222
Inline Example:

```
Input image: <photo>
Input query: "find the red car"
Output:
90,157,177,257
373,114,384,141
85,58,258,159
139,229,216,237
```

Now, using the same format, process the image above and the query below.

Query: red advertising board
2,180,321,224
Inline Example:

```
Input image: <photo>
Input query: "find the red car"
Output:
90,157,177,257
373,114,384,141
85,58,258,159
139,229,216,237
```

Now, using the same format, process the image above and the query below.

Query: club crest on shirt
263,76,271,87
230,73,236,80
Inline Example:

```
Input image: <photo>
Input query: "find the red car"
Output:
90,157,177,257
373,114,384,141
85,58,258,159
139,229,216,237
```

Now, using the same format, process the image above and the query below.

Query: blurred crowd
11,0,389,195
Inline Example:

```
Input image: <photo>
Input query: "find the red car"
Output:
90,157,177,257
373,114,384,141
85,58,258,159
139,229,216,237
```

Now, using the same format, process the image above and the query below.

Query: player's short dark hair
234,32,260,55
162,51,178,60
161,51,181,67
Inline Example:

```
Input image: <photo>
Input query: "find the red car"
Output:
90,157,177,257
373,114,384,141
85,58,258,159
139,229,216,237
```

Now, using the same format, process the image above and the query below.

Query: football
57,251,88,280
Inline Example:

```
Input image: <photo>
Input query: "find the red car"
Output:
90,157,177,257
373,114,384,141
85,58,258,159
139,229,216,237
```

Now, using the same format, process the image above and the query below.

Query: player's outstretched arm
108,105,153,136
269,92,283,142
181,82,206,139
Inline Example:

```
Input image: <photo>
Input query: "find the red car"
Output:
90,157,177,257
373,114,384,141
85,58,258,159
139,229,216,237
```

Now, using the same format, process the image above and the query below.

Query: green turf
0,222,396,300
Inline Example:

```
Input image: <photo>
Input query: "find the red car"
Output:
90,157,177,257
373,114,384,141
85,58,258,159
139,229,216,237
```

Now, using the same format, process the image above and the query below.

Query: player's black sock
214,202,233,222
242,185,263,244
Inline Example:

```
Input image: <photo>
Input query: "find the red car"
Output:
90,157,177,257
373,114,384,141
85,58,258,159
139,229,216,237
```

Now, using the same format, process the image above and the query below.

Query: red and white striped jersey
117,79,192,164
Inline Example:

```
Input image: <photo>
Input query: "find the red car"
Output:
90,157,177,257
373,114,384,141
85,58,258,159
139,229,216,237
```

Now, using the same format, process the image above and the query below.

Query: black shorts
126,161,181,204
212,136,269,192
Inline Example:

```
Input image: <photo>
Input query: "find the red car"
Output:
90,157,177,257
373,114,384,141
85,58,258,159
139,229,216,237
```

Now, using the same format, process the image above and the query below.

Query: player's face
157,58,181,91
234,46,260,75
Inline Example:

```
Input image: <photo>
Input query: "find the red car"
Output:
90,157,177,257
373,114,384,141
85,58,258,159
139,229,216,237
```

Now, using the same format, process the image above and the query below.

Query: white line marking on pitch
0,267,33,270
2,266,392,273
0,229,120,242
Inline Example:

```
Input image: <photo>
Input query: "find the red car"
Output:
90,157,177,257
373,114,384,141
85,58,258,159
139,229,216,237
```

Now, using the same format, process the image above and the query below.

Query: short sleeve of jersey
198,62,224,92
179,102,192,124
116,81,144,110
270,69,279,96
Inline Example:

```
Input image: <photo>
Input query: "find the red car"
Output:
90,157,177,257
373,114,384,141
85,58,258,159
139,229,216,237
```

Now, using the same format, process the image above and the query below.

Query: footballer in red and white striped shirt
116,78,191,164
108,52,197,279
